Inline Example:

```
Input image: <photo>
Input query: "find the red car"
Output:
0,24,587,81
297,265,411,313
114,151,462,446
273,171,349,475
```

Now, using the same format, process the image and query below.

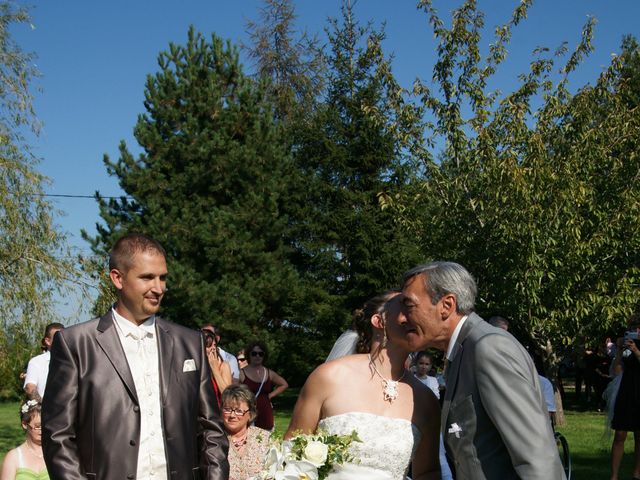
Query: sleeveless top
317,412,421,480
16,446,49,480
242,369,274,430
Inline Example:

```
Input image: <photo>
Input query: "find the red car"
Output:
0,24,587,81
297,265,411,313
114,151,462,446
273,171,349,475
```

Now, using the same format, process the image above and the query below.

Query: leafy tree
0,2,77,398
391,0,639,363
84,28,305,376
617,34,640,107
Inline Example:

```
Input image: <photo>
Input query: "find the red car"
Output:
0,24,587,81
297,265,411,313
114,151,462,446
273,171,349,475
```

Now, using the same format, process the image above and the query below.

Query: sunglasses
237,356,246,362
201,331,216,348
251,351,265,357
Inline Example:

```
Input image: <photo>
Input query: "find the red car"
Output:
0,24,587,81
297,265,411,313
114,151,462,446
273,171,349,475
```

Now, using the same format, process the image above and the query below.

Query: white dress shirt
218,347,240,381
446,315,468,361
112,308,168,480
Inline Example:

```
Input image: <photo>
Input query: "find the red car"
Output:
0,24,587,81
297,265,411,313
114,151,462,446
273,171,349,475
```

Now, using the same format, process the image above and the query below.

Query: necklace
26,441,43,459
368,354,406,403
231,432,248,449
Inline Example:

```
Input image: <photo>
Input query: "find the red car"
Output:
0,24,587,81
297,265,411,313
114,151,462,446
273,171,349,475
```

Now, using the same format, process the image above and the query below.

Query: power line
27,193,134,199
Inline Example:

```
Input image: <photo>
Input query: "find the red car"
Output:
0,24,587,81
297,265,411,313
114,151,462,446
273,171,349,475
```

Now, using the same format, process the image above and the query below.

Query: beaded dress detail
318,412,420,480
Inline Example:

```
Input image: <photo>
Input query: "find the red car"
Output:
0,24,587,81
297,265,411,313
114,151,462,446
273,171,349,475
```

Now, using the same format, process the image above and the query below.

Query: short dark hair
41,322,64,351
415,351,434,364
109,233,166,271
44,322,64,339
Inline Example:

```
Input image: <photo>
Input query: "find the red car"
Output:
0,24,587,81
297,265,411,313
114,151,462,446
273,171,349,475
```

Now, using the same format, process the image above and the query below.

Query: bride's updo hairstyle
353,290,399,354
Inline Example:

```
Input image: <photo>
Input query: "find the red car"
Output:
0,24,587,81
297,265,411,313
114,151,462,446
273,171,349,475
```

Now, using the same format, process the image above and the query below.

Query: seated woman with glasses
240,340,288,430
222,384,270,480
0,399,49,480
200,327,232,408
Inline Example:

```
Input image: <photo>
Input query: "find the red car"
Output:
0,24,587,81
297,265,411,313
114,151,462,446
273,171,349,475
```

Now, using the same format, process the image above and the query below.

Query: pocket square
183,359,196,372
448,422,463,438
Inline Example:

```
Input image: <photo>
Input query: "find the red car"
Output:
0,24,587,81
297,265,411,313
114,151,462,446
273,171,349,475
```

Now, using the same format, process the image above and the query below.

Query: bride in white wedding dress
285,292,441,480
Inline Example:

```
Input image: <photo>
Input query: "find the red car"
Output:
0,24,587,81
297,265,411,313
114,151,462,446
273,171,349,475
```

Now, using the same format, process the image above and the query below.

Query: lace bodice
318,412,421,480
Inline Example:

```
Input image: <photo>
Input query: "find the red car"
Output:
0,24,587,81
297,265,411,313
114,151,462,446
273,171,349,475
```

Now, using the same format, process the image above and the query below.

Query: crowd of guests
2,233,637,480
4,319,290,480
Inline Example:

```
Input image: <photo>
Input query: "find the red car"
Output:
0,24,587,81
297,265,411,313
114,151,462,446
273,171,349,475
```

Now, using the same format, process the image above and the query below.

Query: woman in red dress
240,341,288,430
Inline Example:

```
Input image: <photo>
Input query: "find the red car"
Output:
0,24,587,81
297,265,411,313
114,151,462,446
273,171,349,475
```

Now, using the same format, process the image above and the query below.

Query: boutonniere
448,422,463,438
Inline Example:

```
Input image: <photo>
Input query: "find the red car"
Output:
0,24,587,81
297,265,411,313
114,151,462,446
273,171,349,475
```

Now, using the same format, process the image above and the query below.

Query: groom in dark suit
42,234,229,480
401,261,565,479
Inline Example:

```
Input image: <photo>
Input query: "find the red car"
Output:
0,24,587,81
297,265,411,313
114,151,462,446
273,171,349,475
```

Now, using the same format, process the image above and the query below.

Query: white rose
302,441,328,467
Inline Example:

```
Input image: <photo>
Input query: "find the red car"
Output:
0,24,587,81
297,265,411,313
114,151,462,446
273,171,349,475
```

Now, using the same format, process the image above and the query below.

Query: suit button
130,440,136,446
133,406,140,412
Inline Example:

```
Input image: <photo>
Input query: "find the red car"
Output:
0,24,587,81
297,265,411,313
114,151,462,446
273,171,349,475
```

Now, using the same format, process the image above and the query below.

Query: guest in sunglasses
236,350,248,370
239,341,288,430
200,327,232,408
221,384,270,480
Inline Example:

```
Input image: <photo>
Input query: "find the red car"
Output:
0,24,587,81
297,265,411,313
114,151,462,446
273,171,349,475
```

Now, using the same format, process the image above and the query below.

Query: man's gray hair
402,261,477,314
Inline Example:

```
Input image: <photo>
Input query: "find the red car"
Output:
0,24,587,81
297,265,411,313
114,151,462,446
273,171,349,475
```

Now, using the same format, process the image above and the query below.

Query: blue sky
10,0,640,317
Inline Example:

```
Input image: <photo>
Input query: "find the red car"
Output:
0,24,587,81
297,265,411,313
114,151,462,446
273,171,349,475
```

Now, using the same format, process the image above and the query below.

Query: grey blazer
42,312,229,480
441,313,565,479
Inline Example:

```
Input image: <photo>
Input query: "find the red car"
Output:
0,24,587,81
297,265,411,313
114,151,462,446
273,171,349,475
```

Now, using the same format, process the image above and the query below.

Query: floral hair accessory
21,399,39,414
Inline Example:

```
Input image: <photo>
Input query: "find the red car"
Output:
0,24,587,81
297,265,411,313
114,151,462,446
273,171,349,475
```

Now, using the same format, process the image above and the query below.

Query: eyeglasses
222,407,250,416
237,356,246,362
251,351,264,357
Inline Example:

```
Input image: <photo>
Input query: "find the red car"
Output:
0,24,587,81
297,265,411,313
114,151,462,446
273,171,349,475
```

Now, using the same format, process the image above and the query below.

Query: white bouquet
251,430,360,480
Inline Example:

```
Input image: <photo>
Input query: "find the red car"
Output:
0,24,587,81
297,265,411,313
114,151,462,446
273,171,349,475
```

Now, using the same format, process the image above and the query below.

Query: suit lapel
155,318,174,405
96,312,139,405
441,344,463,429
441,314,480,430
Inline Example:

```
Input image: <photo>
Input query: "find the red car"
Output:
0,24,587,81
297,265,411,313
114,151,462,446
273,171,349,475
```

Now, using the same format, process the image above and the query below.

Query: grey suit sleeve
41,331,84,480
475,334,565,479
197,337,230,480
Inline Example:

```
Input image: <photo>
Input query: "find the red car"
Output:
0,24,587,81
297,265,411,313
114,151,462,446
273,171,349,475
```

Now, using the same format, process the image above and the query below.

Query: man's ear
440,294,457,319
109,268,124,290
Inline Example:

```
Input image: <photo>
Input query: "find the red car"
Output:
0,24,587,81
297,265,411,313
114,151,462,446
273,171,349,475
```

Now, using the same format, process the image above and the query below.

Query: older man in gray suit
401,261,565,479
42,234,229,480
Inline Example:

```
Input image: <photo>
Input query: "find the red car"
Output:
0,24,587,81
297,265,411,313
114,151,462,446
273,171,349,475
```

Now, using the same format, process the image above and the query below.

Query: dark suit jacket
42,312,229,480
441,313,565,479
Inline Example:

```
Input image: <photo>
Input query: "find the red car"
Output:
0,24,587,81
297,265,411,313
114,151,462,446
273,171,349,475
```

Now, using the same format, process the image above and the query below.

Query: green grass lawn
2,390,638,479
0,401,23,463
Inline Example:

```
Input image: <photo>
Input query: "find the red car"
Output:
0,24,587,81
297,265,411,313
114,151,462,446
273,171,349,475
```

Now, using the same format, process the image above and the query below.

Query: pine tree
84,28,301,361
291,1,422,327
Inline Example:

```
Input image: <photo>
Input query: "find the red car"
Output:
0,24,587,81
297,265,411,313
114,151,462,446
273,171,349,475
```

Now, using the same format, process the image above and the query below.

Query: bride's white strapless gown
317,412,421,480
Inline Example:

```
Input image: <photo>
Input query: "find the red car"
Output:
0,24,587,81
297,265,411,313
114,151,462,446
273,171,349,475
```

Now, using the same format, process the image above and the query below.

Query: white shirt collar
111,306,156,339
446,315,468,360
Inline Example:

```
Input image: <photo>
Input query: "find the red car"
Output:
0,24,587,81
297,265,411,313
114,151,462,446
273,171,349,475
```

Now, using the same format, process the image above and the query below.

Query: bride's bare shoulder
312,353,369,382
